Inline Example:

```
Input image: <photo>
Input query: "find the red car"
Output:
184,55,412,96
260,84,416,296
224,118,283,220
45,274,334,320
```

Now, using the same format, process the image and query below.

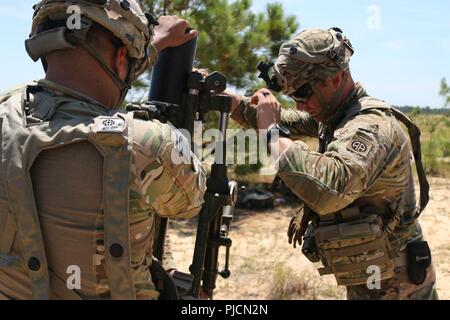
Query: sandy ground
169,177,450,300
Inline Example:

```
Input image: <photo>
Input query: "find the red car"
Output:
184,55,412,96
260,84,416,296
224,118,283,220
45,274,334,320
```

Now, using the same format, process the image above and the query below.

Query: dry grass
269,263,319,300
169,113,450,299
169,177,450,300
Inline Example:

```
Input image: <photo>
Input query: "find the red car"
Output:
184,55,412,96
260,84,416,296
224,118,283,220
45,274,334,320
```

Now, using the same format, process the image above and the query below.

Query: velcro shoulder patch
95,116,126,133
346,132,373,157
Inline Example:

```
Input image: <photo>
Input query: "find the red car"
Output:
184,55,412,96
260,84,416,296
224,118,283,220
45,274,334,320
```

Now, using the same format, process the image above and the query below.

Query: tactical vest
0,85,137,299
302,101,429,286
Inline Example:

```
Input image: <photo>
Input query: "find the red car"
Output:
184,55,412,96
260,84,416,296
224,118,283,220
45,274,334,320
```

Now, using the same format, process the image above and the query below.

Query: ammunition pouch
406,241,431,285
301,224,320,263
313,214,396,286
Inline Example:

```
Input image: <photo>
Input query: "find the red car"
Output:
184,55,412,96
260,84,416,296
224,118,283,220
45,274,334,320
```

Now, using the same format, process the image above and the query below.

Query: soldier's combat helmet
25,0,158,105
274,28,354,96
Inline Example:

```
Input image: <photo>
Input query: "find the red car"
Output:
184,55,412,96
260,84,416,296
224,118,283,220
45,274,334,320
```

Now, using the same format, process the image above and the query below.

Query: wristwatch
266,123,291,147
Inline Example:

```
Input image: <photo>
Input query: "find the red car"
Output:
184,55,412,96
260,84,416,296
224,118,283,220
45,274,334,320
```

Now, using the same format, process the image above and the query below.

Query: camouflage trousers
346,263,439,300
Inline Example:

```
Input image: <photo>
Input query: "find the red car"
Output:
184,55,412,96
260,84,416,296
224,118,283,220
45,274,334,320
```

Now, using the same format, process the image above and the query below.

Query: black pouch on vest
302,224,320,263
407,241,431,285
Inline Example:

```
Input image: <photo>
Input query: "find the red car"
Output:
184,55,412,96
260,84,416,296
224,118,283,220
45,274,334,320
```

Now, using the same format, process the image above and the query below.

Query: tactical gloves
287,207,307,248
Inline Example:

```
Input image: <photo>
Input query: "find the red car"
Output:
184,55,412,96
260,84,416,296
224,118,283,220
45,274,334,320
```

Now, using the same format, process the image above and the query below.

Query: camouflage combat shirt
231,83,425,254
0,80,206,300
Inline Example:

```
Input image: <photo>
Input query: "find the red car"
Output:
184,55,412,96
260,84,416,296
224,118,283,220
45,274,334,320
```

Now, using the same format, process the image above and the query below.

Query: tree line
134,0,298,93
133,0,450,113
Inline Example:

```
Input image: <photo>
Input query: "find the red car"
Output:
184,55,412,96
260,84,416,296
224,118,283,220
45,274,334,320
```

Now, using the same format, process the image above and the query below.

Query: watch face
276,123,291,137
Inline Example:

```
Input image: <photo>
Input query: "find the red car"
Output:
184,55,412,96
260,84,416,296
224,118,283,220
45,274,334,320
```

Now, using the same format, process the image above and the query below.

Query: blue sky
1,0,449,107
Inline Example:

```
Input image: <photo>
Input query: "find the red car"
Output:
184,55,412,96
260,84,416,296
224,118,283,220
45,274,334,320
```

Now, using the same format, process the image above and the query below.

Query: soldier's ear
113,47,130,81
330,71,344,90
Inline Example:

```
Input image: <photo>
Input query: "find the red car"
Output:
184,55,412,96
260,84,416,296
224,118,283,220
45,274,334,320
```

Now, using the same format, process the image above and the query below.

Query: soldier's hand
223,91,244,114
287,209,306,249
152,16,198,52
194,68,243,114
194,68,209,77
252,89,281,130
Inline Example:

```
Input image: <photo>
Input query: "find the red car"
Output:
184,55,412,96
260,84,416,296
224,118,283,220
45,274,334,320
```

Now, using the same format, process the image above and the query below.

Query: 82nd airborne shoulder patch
346,132,374,157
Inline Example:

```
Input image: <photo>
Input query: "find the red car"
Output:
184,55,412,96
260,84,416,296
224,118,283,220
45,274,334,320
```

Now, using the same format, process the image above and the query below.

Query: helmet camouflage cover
27,0,156,80
274,28,355,96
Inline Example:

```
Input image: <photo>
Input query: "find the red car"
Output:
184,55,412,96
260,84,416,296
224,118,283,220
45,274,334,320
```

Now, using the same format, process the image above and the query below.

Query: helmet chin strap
82,43,132,108
312,71,348,123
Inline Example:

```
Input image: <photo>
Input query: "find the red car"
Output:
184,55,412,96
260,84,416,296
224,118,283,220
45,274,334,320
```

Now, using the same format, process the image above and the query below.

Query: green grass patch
411,114,450,177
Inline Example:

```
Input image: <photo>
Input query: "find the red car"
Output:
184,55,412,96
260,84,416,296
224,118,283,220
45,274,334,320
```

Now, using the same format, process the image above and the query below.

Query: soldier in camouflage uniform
228,28,438,300
0,0,205,300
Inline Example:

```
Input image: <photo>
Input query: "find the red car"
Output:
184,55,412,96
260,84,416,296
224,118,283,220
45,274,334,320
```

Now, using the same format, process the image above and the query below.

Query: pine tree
138,0,299,90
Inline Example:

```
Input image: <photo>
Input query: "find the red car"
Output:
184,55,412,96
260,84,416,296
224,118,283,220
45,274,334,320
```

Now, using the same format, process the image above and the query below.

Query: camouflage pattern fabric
28,0,154,80
346,264,439,300
231,98,319,139
0,80,206,300
273,28,354,96
231,83,438,300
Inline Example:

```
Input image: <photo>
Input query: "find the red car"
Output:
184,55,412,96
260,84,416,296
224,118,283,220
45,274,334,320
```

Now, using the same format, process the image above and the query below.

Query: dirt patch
420,177,450,299
169,177,450,300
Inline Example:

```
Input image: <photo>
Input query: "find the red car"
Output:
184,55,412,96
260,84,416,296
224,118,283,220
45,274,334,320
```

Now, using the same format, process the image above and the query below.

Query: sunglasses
290,83,314,103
